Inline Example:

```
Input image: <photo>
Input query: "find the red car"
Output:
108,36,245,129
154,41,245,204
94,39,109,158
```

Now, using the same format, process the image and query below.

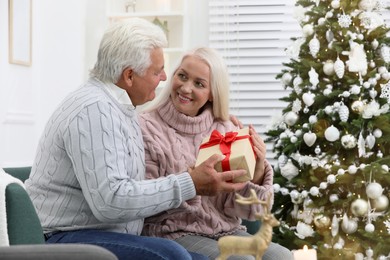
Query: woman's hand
229,114,243,129
249,125,266,184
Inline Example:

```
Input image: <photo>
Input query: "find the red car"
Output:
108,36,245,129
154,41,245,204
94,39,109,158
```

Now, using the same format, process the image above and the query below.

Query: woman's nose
181,82,192,93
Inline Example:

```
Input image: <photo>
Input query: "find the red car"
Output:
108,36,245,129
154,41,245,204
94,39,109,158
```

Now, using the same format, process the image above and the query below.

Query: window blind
208,0,300,162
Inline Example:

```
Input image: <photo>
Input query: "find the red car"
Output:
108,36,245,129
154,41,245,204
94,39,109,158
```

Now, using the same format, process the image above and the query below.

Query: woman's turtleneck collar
157,99,214,135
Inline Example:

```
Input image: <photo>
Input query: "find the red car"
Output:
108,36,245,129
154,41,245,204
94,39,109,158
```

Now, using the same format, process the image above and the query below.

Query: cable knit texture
139,99,274,240
25,78,196,235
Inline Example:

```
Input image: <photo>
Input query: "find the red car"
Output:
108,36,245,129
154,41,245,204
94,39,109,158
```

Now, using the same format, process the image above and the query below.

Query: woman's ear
208,95,213,102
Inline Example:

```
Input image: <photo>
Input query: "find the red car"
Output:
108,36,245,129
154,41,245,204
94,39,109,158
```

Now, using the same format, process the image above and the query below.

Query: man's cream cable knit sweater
25,78,196,235
139,100,274,240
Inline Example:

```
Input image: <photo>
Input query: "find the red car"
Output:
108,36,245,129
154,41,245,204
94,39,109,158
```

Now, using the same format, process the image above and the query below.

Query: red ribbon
199,130,255,171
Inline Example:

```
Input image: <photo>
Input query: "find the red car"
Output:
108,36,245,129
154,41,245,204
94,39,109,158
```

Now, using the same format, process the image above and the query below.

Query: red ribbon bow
199,130,254,171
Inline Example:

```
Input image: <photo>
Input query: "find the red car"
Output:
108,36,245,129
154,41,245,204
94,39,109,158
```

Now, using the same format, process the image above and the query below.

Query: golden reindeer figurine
217,189,280,260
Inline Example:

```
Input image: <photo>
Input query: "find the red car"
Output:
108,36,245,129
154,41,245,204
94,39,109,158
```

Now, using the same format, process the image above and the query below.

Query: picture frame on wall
8,0,32,66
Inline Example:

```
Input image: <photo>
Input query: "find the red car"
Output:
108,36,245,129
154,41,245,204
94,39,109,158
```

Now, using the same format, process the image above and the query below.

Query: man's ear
124,68,134,84
117,68,134,88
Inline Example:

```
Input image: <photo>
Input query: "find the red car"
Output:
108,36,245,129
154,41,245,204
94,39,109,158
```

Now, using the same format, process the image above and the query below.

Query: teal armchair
1,167,117,260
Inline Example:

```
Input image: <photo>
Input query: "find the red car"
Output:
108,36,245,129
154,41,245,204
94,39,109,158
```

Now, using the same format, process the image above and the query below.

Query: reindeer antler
235,189,267,206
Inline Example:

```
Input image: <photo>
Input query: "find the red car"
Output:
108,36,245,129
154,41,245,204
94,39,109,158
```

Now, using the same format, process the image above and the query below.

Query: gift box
195,128,256,183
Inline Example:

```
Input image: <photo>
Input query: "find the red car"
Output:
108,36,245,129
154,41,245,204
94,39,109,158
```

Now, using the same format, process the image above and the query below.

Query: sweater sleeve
63,101,196,223
220,159,274,220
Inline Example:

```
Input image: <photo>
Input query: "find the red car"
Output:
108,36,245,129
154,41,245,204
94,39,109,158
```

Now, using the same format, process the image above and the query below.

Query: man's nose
160,70,167,81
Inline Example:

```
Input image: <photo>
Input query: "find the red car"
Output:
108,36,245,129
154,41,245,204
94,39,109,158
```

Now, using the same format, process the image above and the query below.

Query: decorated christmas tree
266,0,390,259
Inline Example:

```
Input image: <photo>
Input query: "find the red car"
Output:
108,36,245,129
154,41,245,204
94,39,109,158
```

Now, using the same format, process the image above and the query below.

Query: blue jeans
46,229,208,260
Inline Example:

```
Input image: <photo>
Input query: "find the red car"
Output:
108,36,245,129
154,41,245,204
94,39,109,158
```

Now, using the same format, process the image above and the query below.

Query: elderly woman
139,47,293,260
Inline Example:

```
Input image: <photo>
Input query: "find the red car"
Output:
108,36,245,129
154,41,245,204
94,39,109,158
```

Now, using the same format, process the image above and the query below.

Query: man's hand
189,154,247,196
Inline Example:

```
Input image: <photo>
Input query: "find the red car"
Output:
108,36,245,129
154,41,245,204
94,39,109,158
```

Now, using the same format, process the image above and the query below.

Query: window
209,0,300,161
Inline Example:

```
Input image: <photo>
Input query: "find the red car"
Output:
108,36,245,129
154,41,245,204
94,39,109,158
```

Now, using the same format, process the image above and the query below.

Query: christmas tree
266,0,390,259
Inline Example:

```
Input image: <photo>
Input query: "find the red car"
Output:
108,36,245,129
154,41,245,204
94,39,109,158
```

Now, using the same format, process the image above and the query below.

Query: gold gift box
195,128,256,183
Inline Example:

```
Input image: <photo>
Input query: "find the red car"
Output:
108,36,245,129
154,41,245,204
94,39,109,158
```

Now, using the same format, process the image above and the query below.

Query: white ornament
280,159,299,181
365,223,375,232
284,111,299,126
371,39,379,49
331,0,340,8
292,99,302,113
381,45,390,63
326,29,334,42
309,115,318,124
323,60,335,75
380,82,390,103
329,194,339,202
331,215,339,237
378,66,387,74
327,174,336,184
351,100,365,113
341,134,357,149
372,195,389,211
308,67,319,87
295,221,315,239
303,132,317,147
341,214,358,234
365,134,376,149
318,17,326,25
282,72,293,85
373,128,382,138
348,164,358,174
334,57,345,78
293,76,303,87
338,14,352,28
347,41,368,74
310,186,319,196
309,35,320,57
359,0,378,11
350,84,361,95
278,154,288,168
290,136,298,143
338,104,349,122
302,24,314,37
366,182,383,199
324,125,340,142
369,89,377,99
323,88,332,96
351,198,369,216
314,145,321,154
302,92,315,107
324,105,333,115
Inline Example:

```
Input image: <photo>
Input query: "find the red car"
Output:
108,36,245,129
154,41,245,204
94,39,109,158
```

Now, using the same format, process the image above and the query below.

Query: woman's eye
195,82,204,88
178,73,187,80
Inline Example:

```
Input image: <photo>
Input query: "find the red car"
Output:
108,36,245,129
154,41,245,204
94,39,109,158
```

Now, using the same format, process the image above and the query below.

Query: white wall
0,0,207,167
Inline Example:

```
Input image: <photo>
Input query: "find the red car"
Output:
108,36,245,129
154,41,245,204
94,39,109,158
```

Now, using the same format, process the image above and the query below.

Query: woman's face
170,55,212,117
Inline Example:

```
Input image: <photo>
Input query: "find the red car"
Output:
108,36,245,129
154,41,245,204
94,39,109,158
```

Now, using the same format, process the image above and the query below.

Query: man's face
129,48,166,106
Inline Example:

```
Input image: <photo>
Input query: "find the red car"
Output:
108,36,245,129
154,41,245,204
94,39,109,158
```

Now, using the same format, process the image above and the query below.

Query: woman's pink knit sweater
139,99,274,240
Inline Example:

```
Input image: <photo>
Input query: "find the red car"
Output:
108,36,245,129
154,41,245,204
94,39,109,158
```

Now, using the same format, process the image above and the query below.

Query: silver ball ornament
366,182,383,199
351,198,369,217
371,195,389,211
